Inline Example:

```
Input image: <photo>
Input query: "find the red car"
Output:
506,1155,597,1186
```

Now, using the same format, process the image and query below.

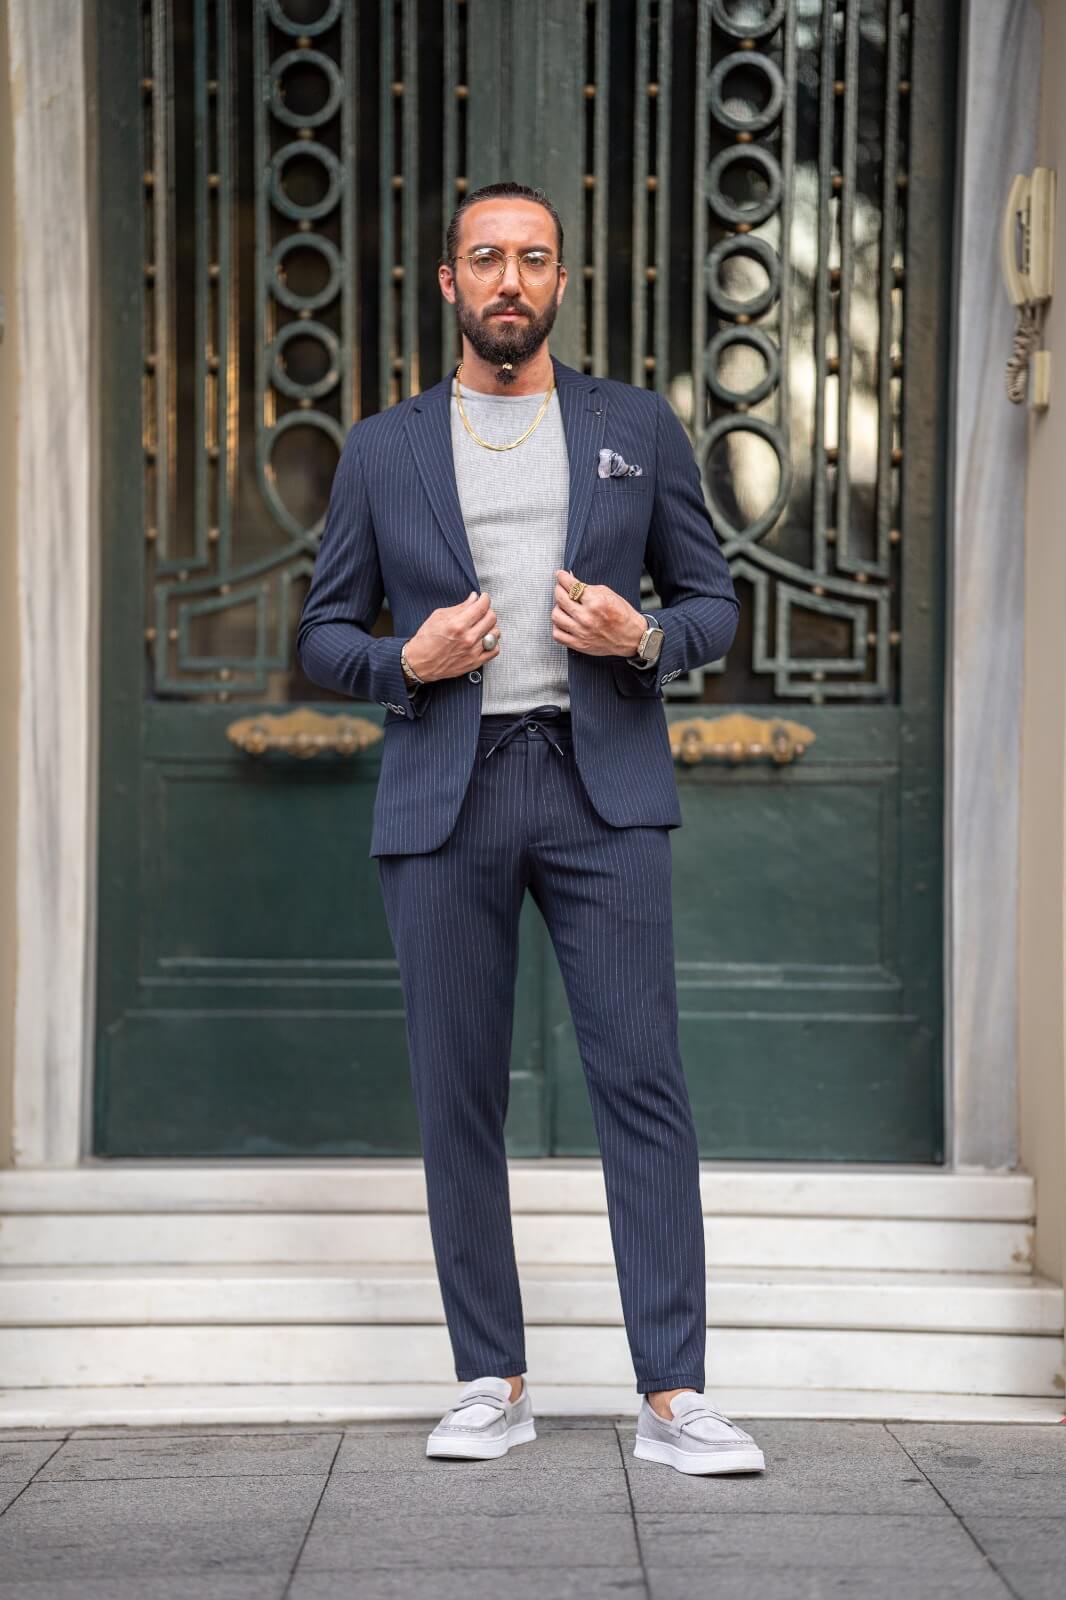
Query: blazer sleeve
611,390,739,699
295,422,432,719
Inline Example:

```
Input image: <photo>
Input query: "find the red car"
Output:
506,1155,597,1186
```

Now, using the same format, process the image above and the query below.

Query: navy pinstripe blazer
295,353,739,857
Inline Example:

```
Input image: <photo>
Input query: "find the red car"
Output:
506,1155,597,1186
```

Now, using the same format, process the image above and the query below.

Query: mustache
485,306,530,317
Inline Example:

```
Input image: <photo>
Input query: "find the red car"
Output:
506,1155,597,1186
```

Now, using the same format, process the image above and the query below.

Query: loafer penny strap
452,1389,509,1413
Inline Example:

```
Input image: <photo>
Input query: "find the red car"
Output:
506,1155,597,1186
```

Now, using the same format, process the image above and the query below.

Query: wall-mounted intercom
1002,167,1055,410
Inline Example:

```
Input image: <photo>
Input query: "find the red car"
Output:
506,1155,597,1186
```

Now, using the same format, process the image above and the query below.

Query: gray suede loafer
633,1391,766,1475
426,1375,536,1460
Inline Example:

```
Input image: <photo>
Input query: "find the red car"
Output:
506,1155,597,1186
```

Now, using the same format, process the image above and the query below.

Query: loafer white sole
633,1435,766,1475
426,1417,537,1460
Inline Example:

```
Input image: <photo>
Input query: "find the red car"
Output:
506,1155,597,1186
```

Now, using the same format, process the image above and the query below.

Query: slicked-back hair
442,182,564,268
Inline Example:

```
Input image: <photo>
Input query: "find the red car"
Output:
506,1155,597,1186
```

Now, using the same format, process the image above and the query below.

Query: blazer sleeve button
468,670,482,683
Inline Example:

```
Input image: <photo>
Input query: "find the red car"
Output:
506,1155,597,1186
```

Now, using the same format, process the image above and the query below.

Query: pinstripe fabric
376,709,708,1394
295,355,739,858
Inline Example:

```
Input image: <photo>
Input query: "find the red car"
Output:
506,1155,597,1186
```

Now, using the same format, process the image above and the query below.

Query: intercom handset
1002,168,1055,409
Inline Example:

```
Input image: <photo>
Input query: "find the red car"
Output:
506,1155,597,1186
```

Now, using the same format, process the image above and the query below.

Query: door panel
93,0,953,1161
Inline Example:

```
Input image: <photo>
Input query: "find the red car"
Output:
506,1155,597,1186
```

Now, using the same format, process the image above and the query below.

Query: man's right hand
403,591,501,684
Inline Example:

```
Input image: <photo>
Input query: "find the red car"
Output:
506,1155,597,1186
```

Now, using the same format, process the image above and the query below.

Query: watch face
642,627,664,664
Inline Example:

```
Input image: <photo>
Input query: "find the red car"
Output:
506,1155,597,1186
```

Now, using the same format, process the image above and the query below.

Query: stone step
3,1384,1062,1431
0,1211,1035,1273
0,1318,1060,1396
0,1164,1037,1219
1,1262,1060,1334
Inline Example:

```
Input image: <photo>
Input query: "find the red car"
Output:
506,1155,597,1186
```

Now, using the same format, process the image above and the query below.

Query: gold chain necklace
453,360,556,451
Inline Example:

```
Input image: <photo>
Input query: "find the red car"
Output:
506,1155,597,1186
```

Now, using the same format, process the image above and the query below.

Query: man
296,181,765,1477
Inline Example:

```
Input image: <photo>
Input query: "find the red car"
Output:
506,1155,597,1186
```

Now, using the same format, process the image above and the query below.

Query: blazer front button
468,670,482,683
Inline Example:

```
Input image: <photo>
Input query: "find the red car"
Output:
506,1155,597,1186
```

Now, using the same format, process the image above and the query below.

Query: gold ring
569,579,587,603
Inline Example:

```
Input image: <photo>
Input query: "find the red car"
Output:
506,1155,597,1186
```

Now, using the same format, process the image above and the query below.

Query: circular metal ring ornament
705,234,780,320
269,49,344,129
704,326,780,406
269,140,343,222
266,0,343,38
708,50,785,134
270,320,341,401
710,0,787,40
700,413,792,545
262,409,347,540
270,234,343,312
706,145,782,228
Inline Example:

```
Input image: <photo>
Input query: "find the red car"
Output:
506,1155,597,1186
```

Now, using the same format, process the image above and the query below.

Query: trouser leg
376,759,528,1382
527,739,707,1394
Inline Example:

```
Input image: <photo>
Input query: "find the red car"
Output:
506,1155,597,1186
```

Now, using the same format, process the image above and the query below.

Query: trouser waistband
478,704,571,757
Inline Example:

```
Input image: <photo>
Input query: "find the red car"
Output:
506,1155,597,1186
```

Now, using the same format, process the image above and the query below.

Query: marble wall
7,0,93,1165
949,0,1041,1167
1020,0,1066,1283
0,0,18,1166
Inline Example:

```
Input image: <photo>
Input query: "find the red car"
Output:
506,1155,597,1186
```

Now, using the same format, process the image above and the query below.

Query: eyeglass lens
467,249,555,283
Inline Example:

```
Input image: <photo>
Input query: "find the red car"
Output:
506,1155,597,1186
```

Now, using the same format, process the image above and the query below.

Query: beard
453,282,561,385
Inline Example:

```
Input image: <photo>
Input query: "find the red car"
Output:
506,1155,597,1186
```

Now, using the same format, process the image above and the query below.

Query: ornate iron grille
141,0,912,706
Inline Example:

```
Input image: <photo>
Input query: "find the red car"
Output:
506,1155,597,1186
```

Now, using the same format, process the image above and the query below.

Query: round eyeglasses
455,247,563,285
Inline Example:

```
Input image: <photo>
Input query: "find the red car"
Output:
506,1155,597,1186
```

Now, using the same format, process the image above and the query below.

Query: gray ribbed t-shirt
450,380,571,714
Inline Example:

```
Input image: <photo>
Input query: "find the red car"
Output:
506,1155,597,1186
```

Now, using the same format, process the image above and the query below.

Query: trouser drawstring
482,704,567,759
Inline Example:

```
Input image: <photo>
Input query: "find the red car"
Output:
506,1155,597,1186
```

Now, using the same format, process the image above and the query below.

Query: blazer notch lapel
404,379,479,592
557,369,607,575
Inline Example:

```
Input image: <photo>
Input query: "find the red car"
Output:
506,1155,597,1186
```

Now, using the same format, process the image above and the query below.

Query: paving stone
339,1417,621,1435
315,1462,630,1517
70,1424,339,1439
965,1514,1066,1600
0,1475,321,1581
3,1416,1057,1598
529,1418,632,1431
923,1468,1066,1518
0,1441,64,1484
289,1569,648,1600
0,1485,26,1517
37,1431,339,1481
888,1424,1066,1516
337,1414,624,1440
644,1567,1010,1600
635,1511,999,1574
296,1511,641,1573
335,1425,621,1473
335,1421,446,1434
620,1421,946,1515
0,1432,68,1443
0,1581,285,1600
890,1425,1066,1470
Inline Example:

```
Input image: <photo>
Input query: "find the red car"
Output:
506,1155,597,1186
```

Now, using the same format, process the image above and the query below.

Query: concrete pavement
1,1416,1064,1597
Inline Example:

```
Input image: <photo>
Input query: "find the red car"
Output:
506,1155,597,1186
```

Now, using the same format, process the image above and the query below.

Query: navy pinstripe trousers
376,704,707,1395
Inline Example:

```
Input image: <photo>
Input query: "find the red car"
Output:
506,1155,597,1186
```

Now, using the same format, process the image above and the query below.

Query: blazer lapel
553,355,607,576
404,355,607,589
405,372,479,592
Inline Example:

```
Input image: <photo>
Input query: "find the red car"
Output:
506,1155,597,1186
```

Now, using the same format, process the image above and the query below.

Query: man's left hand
552,569,646,658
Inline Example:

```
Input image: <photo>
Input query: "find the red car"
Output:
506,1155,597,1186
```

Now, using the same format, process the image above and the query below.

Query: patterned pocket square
598,447,644,478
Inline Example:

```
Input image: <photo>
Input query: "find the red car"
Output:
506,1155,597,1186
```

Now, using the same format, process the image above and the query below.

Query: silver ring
482,632,497,651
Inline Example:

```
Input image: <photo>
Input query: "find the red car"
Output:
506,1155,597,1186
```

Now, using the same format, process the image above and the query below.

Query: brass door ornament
668,713,816,767
226,709,383,759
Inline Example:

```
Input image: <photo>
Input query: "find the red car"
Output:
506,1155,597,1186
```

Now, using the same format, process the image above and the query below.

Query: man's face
439,199,567,376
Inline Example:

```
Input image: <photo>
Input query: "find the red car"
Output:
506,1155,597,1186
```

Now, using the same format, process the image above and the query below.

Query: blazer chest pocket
594,474,653,492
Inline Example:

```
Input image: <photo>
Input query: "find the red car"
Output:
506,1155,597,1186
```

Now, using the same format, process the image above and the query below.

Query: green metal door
93,0,953,1161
